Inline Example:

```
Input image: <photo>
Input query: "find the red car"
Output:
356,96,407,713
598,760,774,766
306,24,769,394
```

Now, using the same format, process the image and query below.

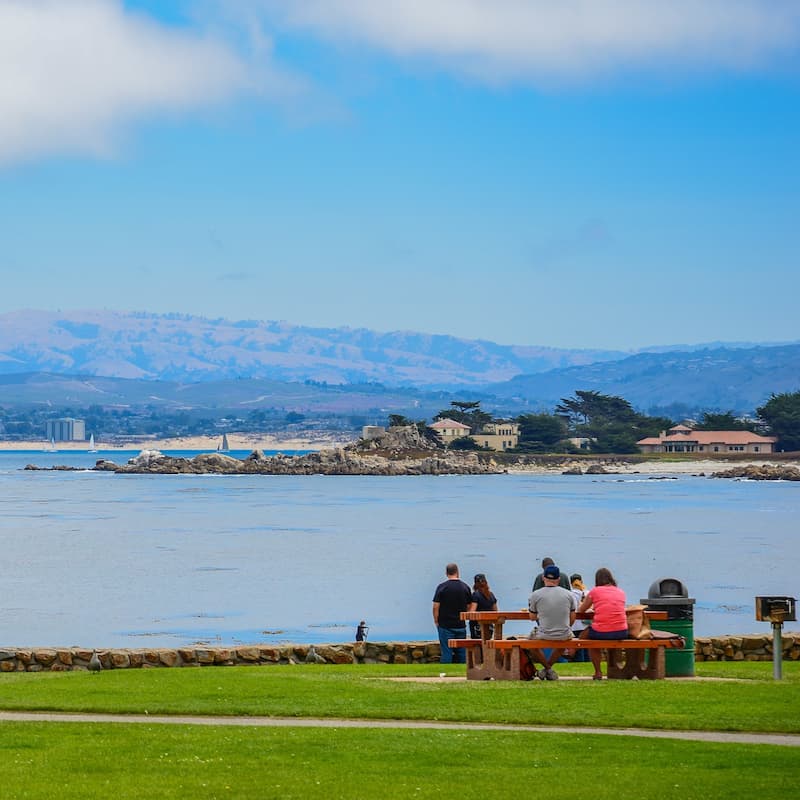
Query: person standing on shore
467,573,498,639
532,556,571,591
432,563,472,664
355,620,368,642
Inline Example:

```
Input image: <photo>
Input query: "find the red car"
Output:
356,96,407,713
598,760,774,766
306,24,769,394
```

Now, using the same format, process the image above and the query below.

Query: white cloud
257,0,800,82
4,1,798,166
0,0,272,165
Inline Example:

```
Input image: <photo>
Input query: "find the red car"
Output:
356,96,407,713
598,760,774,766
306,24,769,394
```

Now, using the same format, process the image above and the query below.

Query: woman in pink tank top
578,567,628,680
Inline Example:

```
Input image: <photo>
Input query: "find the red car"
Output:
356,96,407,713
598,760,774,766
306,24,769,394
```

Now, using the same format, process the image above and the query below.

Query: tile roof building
429,418,520,451
637,425,777,454
428,418,471,445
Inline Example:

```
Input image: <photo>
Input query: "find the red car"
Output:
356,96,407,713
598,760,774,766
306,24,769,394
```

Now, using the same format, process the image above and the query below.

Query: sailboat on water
44,437,57,453
88,434,98,453
217,433,230,452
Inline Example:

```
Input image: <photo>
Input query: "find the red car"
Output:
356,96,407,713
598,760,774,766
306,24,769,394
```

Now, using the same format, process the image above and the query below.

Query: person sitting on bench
527,564,578,680
578,567,629,680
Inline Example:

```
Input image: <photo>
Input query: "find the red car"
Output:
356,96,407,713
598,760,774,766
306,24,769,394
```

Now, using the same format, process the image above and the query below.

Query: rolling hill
0,309,624,389
0,310,795,416
488,344,800,413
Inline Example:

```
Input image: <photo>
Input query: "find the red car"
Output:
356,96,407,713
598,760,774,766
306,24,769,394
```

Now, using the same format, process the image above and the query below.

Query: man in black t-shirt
432,563,472,663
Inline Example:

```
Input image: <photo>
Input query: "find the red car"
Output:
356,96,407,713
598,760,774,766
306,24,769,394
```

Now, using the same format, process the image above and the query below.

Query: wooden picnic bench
449,609,679,681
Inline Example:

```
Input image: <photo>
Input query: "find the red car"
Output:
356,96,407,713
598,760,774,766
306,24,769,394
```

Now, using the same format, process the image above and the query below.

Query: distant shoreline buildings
637,424,776,454
45,417,86,442
364,418,520,452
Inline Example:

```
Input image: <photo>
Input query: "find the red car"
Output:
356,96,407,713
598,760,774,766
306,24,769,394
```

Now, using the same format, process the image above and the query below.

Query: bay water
1,450,797,649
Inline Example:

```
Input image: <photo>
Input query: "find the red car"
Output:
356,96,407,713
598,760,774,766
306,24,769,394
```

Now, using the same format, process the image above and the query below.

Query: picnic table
449,609,681,681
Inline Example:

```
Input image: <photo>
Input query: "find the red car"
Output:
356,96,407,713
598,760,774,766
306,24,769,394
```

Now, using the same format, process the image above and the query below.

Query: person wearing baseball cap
527,563,578,680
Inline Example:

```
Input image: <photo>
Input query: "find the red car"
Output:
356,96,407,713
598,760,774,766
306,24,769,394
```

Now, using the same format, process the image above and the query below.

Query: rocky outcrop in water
354,424,441,453
711,464,800,481
95,445,500,479
87,425,499,476
26,426,500,476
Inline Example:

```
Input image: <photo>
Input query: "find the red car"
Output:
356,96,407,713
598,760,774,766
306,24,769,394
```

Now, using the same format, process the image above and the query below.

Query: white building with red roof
429,418,520,450
637,425,777,455
428,418,471,445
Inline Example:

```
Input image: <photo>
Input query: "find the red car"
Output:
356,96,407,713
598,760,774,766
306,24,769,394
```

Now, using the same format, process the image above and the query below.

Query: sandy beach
0,433,355,453
506,458,800,475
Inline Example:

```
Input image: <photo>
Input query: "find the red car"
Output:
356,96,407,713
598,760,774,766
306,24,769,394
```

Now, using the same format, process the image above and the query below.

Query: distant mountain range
0,309,624,388
0,309,796,415
489,345,800,413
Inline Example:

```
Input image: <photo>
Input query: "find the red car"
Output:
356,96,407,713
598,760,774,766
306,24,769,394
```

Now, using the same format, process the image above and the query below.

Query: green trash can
642,578,696,677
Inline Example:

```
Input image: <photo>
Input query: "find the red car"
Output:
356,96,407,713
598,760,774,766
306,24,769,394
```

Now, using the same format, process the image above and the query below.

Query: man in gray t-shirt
526,564,577,680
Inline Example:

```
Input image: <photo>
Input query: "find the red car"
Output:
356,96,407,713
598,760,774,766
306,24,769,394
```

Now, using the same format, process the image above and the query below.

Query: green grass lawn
0,661,798,733
0,722,797,799
1,662,799,798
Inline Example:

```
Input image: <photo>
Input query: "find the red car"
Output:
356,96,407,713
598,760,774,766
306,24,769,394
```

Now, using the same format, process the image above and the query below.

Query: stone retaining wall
0,641,441,672
694,633,800,662
1,634,798,671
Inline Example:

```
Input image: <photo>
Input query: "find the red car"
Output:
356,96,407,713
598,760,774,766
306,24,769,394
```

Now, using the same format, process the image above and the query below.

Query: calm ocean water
0,449,797,649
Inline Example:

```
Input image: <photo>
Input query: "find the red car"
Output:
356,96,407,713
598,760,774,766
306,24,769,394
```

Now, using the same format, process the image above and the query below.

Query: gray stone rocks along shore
93,447,498,476
711,464,800,481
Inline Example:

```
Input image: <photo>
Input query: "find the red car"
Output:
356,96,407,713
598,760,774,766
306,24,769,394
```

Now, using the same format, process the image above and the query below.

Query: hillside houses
429,418,519,451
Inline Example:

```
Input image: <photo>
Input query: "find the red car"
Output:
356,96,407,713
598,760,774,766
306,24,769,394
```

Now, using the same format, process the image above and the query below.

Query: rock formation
81,427,502,476
711,464,800,481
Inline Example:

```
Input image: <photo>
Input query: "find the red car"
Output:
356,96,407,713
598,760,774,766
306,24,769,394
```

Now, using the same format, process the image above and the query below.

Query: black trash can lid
642,596,696,607
648,577,689,599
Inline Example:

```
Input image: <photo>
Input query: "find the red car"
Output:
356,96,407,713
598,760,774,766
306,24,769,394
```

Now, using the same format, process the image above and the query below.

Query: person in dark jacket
532,556,571,591
468,573,498,639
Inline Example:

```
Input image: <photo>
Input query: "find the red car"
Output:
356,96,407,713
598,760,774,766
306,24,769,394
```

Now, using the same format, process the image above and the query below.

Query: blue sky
1,1,798,350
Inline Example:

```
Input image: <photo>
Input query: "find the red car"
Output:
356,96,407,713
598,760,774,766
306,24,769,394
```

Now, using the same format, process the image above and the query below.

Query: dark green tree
757,391,800,451
555,390,638,429
590,422,644,454
556,390,673,454
693,411,757,432
388,414,415,428
448,436,483,450
450,401,481,414
514,413,568,452
415,421,444,446
636,415,675,438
